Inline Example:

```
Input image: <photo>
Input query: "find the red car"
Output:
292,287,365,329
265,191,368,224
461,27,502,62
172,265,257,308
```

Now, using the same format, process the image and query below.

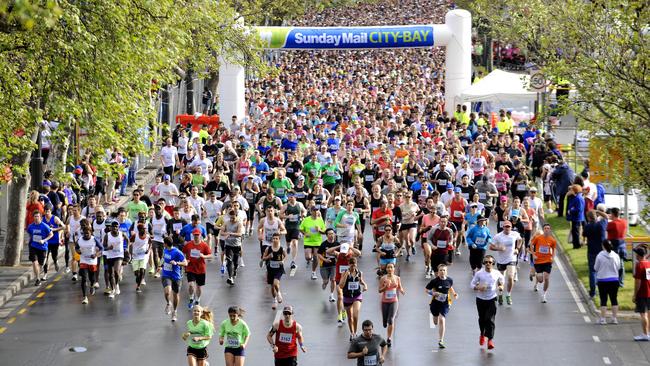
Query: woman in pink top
494,165,510,195
420,201,440,279
378,263,405,347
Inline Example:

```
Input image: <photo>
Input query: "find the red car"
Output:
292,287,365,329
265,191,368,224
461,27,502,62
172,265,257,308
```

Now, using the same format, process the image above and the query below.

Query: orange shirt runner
530,234,557,264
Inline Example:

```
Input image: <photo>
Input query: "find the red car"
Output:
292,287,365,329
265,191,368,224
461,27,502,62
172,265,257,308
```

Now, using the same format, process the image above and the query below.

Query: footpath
0,164,159,312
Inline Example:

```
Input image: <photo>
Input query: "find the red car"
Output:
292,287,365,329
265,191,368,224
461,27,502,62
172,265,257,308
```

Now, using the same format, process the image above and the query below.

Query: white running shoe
329,293,336,302
115,284,121,295
311,272,317,280
108,291,115,299
541,293,547,303
171,311,177,322
165,302,172,315
82,297,88,304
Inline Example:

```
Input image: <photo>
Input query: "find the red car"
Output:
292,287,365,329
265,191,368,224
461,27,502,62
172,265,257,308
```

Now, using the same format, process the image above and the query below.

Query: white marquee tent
459,69,537,103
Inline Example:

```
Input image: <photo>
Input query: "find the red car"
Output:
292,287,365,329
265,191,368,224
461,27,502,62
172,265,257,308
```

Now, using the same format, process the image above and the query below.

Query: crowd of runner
21,0,650,365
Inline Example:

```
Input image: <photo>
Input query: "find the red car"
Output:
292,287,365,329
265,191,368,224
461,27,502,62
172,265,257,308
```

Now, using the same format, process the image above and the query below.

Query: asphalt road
0,222,643,366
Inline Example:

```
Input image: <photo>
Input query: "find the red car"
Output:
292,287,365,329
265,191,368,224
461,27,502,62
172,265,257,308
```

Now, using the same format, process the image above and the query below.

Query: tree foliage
461,0,650,194
0,0,267,181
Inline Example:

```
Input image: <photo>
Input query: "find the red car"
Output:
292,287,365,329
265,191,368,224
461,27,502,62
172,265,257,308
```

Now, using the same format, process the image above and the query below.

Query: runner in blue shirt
162,236,188,322
26,211,53,286
180,215,207,243
466,216,492,275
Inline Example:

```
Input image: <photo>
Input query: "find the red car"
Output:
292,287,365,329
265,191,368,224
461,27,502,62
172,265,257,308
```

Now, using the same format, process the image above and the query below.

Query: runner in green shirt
182,305,214,365
219,306,250,365
303,152,322,186
126,191,149,222
270,168,294,203
299,206,326,280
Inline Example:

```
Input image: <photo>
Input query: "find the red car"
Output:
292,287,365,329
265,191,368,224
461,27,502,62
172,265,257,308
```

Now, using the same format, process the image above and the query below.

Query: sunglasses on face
483,261,494,264
283,312,292,316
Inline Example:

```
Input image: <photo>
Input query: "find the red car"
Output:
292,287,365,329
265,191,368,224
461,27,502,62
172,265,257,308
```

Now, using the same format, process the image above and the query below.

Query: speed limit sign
529,71,547,91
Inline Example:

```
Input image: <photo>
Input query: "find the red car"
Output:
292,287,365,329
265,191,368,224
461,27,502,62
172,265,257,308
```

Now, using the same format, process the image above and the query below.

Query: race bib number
136,247,148,255
33,235,42,243
239,168,248,174
310,227,318,234
438,179,447,185
453,211,462,218
226,336,240,348
385,289,397,299
278,332,293,343
407,175,415,182
517,184,526,191
347,281,360,291
345,217,355,225
461,193,469,200
286,167,293,173
363,355,378,366
327,171,336,176
539,246,550,254
435,293,448,302
437,240,447,249
475,238,485,245
646,268,650,280
339,265,349,273
163,262,173,271
276,188,285,196
173,223,182,232
365,175,374,182
499,221,505,228
269,260,281,269
479,193,487,200
190,249,201,258
289,215,299,222
153,229,163,237
246,192,255,200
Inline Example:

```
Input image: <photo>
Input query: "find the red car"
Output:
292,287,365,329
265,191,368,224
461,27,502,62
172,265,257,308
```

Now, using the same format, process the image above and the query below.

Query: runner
298,206,326,279
262,233,286,310
267,305,307,366
334,201,362,251
75,224,102,304
347,320,387,366
43,207,65,279
490,220,522,306
375,225,402,276
317,228,340,302
398,190,420,261
426,215,454,276
103,221,124,298
470,255,504,350
419,198,440,279
219,306,250,366
182,305,214,366
281,193,307,269
339,257,368,340
151,204,169,278
130,222,151,293
92,208,108,291
378,262,405,347
183,228,212,308
425,264,458,348
633,247,650,341
162,236,188,322
66,204,85,281
529,223,557,302
258,206,287,268
223,208,245,286
466,216,492,275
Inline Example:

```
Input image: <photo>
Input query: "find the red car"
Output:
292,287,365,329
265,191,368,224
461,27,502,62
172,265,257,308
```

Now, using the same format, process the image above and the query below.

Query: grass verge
546,214,647,311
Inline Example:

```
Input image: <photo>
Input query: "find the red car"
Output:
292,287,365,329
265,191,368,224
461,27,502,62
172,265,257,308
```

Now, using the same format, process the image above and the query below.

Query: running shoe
188,299,194,310
277,292,283,304
405,254,410,262
194,300,200,306
221,264,226,275
165,302,172,314
258,260,264,268
104,287,112,294
506,295,512,305
455,250,460,256
35,279,41,286
71,274,78,282
487,340,495,350
290,261,297,270
541,293,547,303
634,334,650,341
141,279,146,286
136,287,142,293
93,282,100,289
514,271,519,282
438,341,445,349
148,267,155,275
65,267,71,273
239,258,245,267
272,299,277,310
171,311,177,322
610,318,618,324
411,247,416,255
341,310,347,321
154,270,161,278
54,263,60,272
311,272,317,280
598,318,607,325
497,294,503,305
108,291,115,299
425,271,432,279
115,284,121,295
533,283,539,292
329,293,336,302
226,277,233,286
387,338,392,347
529,273,534,281
82,297,88,304
479,335,485,346
41,274,47,281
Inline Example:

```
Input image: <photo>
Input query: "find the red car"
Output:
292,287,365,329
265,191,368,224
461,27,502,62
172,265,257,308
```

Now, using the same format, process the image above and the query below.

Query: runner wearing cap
262,233,286,310
493,195,510,233
490,220,522,306
267,305,307,366
182,228,212,308
528,223,557,302
466,216,492,275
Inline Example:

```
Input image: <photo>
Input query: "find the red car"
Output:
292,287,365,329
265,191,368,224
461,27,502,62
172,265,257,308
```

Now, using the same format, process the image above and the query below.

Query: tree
460,0,650,205
0,0,265,265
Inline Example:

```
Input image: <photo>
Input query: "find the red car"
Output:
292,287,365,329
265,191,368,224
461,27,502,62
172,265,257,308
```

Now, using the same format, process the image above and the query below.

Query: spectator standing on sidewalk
633,247,650,341
583,208,608,298
565,184,585,249
606,207,628,286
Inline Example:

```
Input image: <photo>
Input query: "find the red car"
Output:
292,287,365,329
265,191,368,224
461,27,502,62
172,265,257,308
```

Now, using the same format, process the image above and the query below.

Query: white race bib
173,223,182,232
539,246,550,254
436,240,447,249
269,260,281,269
385,289,397,299
475,238,485,245
339,265,349,273
226,336,240,348
278,332,293,343
435,293,448,302
347,281,360,291
438,179,447,185
479,193,487,200
363,355,378,366
453,211,462,218
33,235,42,243
163,262,173,271
190,249,201,258
517,184,526,191
646,268,650,281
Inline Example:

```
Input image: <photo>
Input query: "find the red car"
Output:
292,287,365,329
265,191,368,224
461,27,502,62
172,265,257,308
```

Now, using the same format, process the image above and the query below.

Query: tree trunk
2,153,31,266
185,70,194,115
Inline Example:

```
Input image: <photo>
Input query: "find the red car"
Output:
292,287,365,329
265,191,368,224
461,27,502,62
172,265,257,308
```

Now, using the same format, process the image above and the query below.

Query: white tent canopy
459,69,536,103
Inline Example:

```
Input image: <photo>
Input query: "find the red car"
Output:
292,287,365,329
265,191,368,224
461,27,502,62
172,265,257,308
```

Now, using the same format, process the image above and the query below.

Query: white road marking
584,316,591,323
602,356,611,365
592,335,600,343
555,258,587,314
